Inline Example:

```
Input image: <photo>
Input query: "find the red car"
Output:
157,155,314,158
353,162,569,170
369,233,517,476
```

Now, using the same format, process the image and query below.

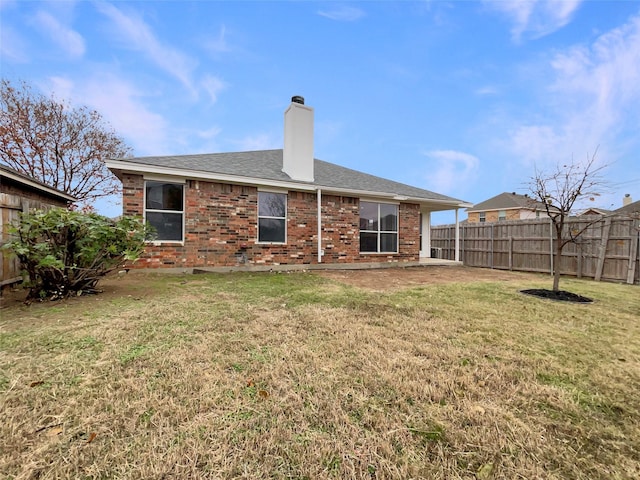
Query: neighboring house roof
467,192,549,213
614,200,640,215
107,149,471,211
0,163,76,203
576,208,612,216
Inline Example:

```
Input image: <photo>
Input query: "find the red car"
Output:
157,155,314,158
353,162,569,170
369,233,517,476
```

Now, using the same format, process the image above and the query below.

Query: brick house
106,97,470,270
466,192,554,223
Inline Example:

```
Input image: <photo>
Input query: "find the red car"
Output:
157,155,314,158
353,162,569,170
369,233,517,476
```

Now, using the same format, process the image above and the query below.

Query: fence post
461,225,465,264
490,225,494,269
549,219,553,276
508,236,513,271
595,217,612,282
577,243,583,279
626,221,639,284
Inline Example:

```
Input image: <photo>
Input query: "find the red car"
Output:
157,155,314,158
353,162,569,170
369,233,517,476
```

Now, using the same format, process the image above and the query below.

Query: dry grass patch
1,270,639,479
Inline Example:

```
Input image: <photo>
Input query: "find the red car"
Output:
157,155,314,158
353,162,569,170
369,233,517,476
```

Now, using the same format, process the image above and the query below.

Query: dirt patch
0,272,184,310
315,265,539,291
1,266,537,309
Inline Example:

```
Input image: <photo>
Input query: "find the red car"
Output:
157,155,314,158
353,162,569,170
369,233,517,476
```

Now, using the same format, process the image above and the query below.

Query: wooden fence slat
577,243,583,278
627,223,639,285
595,217,612,282
508,236,513,271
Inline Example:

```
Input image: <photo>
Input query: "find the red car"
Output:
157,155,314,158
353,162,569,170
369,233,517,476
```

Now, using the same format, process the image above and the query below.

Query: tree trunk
553,238,563,291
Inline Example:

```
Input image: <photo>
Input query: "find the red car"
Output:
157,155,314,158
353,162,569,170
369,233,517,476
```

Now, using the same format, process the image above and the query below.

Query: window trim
359,200,399,254
479,212,486,223
257,190,287,244
143,179,185,244
498,210,507,221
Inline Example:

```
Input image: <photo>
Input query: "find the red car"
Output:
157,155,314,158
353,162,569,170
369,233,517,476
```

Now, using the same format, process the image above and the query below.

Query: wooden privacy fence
0,194,60,287
431,215,640,285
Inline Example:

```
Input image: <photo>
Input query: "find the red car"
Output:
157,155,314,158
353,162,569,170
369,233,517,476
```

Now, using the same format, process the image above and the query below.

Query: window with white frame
359,201,398,253
479,212,486,223
498,210,507,221
145,181,184,241
258,191,287,243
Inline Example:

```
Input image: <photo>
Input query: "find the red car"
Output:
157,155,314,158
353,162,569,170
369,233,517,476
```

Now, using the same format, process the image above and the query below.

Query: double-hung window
498,210,507,221
479,212,486,223
359,201,398,253
145,181,184,241
258,191,287,243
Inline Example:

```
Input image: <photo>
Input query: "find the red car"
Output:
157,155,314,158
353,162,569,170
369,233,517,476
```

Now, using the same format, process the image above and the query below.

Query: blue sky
2,0,639,223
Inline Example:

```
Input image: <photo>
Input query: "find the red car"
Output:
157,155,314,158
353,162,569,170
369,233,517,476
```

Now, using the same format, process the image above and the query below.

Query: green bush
3,208,152,300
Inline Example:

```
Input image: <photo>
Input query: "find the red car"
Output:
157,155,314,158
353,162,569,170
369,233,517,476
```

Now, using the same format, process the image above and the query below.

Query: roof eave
466,205,548,213
1,169,76,203
107,159,317,192
107,160,470,210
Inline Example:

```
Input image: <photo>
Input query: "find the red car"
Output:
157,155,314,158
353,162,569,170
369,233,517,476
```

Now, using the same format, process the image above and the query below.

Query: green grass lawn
1,269,639,479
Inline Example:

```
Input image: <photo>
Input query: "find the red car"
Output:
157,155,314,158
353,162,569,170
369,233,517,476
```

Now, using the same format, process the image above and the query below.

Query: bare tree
0,79,131,204
528,151,608,291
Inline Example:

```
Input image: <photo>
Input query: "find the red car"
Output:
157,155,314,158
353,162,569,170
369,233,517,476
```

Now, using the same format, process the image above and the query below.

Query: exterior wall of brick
122,174,420,268
467,211,480,223
467,208,527,224
505,209,522,221
319,194,359,263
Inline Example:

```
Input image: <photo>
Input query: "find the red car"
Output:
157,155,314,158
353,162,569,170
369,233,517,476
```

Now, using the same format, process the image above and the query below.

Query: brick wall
467,209,524,223
122,174,420,268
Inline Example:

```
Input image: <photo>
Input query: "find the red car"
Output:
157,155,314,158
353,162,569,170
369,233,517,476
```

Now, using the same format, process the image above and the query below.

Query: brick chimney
283,96,314,182
623,193,632,206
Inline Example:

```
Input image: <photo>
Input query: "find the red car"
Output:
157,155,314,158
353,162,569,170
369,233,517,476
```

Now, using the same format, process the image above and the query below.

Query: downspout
317,188,322,263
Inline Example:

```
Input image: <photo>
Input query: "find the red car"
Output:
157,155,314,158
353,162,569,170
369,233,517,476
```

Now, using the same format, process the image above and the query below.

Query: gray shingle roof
467,192,548,212
614,199,640,215
112,149,467,205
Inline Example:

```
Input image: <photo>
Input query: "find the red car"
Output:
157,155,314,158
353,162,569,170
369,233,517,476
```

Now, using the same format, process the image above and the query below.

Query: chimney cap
291,95,305,105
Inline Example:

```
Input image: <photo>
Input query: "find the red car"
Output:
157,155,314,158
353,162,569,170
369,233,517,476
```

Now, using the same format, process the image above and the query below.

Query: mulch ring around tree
520,289,593,303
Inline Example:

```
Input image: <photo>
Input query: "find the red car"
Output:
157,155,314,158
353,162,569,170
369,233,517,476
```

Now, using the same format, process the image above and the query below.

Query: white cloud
47,76,75,100
551,14,640,106
475,85,499,96
95,2,197,93
0,24,28,62
0,0,17,10
486,0,583,41
201,75,226,104
422,150,480,193
507,125,563,167
47,74,170,156
317,5,365,22
235,134,280,152
33,10,85,58
505,13,640,170
205,25,231,55
197,126,222,140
